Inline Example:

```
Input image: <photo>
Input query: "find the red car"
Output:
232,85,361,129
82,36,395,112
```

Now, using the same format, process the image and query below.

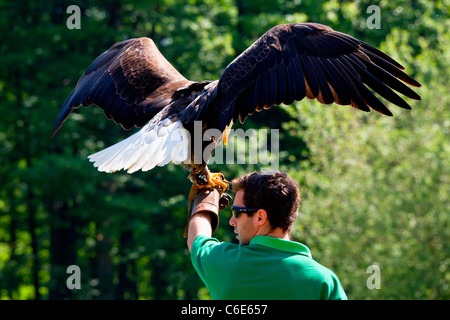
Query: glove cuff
183,188,220,238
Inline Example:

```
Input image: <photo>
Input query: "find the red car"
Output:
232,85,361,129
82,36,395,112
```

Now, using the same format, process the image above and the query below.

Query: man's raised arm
187,211,213,252
184,188,222,252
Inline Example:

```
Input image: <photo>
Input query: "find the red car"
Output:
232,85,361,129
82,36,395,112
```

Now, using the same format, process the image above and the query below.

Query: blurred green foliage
0,0,448,299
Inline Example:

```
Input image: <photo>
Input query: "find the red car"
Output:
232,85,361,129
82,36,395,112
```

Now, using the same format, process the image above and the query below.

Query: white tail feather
88,119,189,173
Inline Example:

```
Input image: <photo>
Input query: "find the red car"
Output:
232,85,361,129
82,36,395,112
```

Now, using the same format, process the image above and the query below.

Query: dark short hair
231,171,300,232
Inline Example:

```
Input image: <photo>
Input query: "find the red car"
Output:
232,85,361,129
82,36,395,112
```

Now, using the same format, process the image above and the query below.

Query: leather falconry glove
183,187,232,238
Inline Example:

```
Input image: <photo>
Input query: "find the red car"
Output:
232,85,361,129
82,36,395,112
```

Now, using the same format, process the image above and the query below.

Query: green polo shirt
191,235,347,300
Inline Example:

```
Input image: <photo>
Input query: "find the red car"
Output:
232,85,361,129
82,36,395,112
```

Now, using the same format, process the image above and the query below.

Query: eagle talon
194,173,209,186
207,172,229,191
219,193,232,210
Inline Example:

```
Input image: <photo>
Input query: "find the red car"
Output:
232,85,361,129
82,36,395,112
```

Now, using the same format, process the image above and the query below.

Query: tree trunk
48,201,78,299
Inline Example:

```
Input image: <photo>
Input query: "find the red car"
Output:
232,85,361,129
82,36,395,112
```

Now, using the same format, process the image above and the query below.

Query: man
186,171,347,300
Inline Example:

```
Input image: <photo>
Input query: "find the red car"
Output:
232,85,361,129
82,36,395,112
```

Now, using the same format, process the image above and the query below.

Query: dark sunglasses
231,206,260,218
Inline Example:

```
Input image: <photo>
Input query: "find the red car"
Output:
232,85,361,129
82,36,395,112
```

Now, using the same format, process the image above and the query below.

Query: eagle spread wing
53,37,190,134
181,23,421,133
53,23,421,176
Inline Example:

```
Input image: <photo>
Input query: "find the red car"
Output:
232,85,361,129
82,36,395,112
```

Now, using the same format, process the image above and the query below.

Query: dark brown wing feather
53,37,189,135
181,23,421,132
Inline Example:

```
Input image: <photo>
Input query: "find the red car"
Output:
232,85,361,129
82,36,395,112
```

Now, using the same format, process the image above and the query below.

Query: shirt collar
249,236,312,258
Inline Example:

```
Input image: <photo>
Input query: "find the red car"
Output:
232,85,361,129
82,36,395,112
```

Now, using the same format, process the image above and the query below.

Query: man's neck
261,228,290,241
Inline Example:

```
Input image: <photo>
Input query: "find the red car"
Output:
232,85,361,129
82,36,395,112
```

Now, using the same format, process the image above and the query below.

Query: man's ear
255,209,268,226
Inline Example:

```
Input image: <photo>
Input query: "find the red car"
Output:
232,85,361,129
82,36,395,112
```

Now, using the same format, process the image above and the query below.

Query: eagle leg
187,166,229,214
190,166,229,191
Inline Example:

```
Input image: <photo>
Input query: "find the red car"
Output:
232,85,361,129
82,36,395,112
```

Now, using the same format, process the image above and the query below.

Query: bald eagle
52,23,421,203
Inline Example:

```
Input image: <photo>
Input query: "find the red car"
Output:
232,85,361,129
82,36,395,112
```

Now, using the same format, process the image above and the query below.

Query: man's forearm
187,212,212,252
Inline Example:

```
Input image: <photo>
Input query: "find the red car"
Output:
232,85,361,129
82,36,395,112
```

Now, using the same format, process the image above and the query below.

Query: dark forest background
0,0,448,299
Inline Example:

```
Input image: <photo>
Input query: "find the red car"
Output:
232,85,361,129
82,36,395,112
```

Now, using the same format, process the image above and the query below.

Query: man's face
229,190,259,245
